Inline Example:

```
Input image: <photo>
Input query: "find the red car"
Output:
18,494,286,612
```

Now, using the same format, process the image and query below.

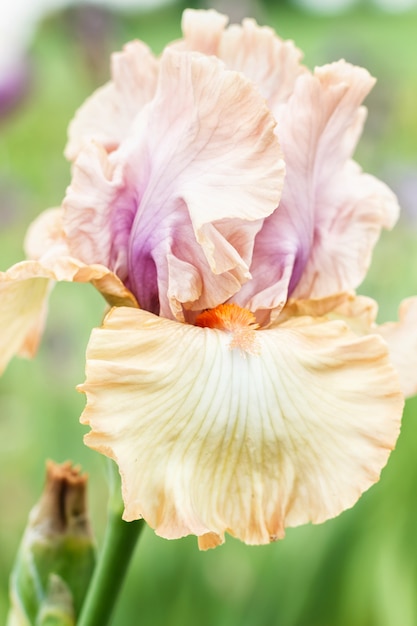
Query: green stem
77,462,145,626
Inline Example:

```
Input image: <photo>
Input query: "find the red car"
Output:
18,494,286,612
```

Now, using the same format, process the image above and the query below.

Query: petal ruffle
64,48,284,319
0,258,136,374
234,61,399,316
377,297,417,398
180,9,306,107
65,40,158,161
0,209,137,374
24,207,137,307
180,8,229,55
281,293,417,398
0,267,51,373
292,161,399,299
80,306,402,547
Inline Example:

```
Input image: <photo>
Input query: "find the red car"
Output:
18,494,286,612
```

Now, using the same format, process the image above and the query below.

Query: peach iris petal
63,11,397,320
287,62,399,298
309,293,417,398
0,268,50,373
179,8,229,54
25,208,137,307
80,306,402,547
0,257,136,375
64,48,284,320
65,40,158,161
376,297,417,398
233,61,399,317
0,208,137,374
180,9,306,107
283,293,417,399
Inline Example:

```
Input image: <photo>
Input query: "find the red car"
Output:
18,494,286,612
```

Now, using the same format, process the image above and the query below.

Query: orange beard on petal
195,303,260,356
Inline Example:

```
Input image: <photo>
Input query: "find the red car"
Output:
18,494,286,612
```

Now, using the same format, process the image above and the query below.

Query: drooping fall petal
0,266,51,373
0,209,137,374
80,306,402,548
283,293,417,400
63,48,284,320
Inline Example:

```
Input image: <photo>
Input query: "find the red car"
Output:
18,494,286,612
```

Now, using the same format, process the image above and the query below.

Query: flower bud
8,461,96,625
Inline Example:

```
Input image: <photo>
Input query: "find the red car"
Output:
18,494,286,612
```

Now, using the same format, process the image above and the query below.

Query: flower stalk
77,460,144,626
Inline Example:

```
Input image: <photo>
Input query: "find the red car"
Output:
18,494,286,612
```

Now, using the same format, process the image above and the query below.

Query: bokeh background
1,0,417,624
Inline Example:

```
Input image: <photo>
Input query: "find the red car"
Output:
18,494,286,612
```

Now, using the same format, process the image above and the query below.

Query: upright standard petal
80,306,402,548
0,255,137,375
63,49,284,320
180,8,229,55
236,61,399,317
286,61,399,298
180,9,306,108
65,40,158,161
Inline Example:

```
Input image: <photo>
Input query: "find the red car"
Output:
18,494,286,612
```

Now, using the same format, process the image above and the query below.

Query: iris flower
2,9,417,548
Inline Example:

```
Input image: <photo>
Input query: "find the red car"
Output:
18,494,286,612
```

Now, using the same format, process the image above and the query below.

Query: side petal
65,40,158,160
0,256,136,374
0,267,51,373
0,207,137,373
293,161,400,299
377,297,417,398
64,49,284,319
236,61,398,316
63,142,121,275
80,307,402,548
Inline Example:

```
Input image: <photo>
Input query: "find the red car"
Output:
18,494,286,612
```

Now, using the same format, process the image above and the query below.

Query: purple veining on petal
127,192,190,316
108,195,137,283
233,196,313,313
127,222,166,316
69,46,285,319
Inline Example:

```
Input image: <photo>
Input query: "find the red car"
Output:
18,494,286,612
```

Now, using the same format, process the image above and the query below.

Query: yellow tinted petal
0,252,137,373
0,268,50,373
378,297,417,398
80,307,402,547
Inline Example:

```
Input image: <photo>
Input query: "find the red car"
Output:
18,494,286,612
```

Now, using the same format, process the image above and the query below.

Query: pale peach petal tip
198,532,224,551
181,8,229,55
378,297,417,398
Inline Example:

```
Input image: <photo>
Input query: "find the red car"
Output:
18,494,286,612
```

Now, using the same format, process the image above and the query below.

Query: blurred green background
1,1,417,624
